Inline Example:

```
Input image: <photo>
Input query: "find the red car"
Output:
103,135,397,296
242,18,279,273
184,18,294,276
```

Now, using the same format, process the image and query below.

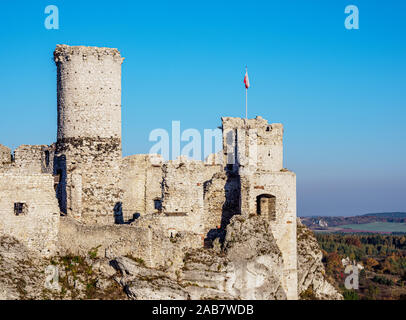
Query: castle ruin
0,45,298,299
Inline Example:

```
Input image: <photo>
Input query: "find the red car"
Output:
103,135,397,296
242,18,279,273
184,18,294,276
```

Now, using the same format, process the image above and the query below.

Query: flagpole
245,65,248,120
245,87,247,120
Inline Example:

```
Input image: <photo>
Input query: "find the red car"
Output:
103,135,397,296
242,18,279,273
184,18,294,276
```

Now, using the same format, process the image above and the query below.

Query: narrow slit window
154,199,162,212
44,150,50,167
14,203,27,216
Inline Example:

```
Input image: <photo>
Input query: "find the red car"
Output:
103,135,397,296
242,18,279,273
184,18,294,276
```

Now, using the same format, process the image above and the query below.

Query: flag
244,71,250,89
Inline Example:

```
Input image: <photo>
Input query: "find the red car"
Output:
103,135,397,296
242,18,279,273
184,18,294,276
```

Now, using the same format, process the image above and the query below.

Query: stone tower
222,116,298,300
53,45,124,224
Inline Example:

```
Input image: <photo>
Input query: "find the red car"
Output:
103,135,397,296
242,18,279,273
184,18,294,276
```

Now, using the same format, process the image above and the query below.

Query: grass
88,245,101,259
339,222,406,233
124,254,146,266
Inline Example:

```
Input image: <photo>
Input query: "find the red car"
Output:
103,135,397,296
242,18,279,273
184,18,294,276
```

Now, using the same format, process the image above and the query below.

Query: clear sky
0,0,405,216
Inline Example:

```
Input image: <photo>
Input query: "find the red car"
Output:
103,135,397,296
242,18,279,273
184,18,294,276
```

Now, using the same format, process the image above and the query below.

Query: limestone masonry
0,45,303,299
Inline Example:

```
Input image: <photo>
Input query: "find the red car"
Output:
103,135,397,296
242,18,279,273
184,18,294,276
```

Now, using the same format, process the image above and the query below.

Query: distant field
339,222,406,233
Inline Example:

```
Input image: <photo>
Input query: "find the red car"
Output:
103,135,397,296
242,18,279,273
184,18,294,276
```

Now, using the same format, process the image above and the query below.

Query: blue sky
0,0,405,216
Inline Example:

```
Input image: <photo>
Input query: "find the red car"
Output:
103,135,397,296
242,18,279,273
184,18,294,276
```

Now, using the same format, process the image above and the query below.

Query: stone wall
203,171,241,232
0,173,59,257
222,115,297,300
54,45,124,224
0,144,54,174
221,116,283,172
0,144,11,166
58,216,202,269
13,145,54,173
54,45,123,140
54,138,122,224
241,171,297,299
162,157,222,235
121,154,163,221
121,154,225,237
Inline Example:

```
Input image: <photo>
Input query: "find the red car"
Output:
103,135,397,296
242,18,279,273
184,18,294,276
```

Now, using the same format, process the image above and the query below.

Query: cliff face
297,220,343,300
181,215,287,300
112,216,286,300
114,215,340,300
0,216,341,300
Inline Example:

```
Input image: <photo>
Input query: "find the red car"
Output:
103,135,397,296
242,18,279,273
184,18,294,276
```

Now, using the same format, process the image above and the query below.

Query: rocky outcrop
0,216,342,300
0,234,127,300
219,215,286,299
113,215,287,300
113,257,189,300
297,220,343,300
0,236,49,299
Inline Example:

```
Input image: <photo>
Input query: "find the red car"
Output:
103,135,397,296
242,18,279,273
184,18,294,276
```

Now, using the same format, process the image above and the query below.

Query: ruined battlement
13,145,53,173
54,44,124,63
222,115,282,131
0,144,11,166
221,116,283,142
0,144,54,174
221,116,284,172
122,153,164,168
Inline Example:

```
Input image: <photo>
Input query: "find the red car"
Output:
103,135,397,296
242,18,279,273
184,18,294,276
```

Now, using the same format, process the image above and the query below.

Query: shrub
343,289,359,300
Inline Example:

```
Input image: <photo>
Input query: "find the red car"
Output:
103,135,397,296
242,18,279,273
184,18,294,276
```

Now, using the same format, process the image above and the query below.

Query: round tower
53,45,124,224
54,44,123,140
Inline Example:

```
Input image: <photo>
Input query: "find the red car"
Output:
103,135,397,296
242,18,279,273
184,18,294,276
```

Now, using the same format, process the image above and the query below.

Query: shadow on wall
114,202,124,224
114,201,141,225
204,166,242,248
54,154,67,215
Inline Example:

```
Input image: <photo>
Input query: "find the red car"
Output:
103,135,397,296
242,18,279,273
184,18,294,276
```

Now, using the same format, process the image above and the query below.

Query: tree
364,257,379,271
366,285,380,300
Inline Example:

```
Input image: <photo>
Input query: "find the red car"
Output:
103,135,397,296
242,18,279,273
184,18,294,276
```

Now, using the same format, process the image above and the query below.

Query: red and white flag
244,70,250,89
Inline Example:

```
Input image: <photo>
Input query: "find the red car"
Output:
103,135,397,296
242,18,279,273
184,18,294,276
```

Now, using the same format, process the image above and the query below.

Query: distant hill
300,212,406,233
362,212,406,218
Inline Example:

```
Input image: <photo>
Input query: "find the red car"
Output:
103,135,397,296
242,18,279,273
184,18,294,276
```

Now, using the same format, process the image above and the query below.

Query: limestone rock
110,213,287,300
177,215,287,300
222,215,286,299
93,258,117,277
297,221,343,300
112,256,189,300
0,217,344,300
0,235,48,299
